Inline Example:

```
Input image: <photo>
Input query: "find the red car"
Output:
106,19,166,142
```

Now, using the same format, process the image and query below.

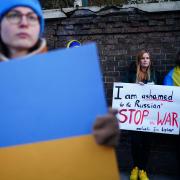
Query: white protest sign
112,83,180,135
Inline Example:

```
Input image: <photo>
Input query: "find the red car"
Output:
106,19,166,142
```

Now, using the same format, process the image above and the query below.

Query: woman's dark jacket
127,62,161,85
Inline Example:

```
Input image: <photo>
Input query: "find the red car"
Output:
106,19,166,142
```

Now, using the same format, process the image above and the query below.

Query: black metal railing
40,0,180,9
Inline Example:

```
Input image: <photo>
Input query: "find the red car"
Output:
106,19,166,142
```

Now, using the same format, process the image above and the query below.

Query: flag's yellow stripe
0,135,119,180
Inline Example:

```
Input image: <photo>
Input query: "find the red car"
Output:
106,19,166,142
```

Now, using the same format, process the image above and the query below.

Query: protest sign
112,82,180,135
0,43,119,180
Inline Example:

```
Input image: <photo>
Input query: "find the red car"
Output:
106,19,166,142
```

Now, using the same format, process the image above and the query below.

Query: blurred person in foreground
0,0,120,148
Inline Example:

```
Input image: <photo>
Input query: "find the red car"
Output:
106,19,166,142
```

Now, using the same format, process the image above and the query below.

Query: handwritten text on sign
112,83,180,135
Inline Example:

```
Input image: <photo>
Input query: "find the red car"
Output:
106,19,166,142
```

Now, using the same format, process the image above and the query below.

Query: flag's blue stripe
0,43,107,147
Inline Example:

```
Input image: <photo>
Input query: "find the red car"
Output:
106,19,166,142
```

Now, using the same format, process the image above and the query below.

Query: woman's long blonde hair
136,50,151,83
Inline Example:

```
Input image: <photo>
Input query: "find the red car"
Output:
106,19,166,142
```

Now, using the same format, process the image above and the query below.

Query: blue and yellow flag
164,66,180,86
0,44,119,180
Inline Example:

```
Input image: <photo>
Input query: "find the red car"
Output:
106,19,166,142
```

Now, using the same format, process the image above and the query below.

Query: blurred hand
93,108,120,147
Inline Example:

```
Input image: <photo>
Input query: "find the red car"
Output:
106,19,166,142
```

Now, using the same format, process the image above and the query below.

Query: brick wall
44,7,180,175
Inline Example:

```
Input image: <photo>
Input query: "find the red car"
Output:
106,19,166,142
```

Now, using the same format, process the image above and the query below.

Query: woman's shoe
139,169,149,180
130,166,139,180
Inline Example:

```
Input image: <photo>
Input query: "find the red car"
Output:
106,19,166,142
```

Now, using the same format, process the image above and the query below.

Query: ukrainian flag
164,66,180,86
0,44,119,180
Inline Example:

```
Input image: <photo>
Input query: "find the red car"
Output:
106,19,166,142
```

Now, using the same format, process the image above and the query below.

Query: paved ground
120,171,179,180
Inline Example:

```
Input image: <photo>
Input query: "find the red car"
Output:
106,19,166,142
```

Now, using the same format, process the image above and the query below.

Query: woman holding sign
128,50,159,180
0,0,119,148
